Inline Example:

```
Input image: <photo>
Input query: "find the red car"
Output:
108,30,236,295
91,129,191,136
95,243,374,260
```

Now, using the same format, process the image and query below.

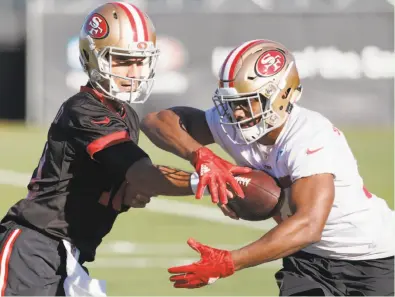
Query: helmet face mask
213,40,302,145
213,82,284,145
85,41,159,104
79,2,160,105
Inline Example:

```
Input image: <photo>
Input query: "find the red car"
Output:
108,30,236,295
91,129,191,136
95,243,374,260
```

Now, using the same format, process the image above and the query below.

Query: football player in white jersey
141,39,394,296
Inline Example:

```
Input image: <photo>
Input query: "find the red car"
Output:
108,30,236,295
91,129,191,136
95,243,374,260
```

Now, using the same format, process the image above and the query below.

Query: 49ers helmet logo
84,13,109,39
255,50,286,77
137,42,148,50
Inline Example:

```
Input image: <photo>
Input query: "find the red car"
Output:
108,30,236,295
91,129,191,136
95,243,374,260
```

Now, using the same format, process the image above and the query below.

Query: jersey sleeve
286,129,337,183
63,99,131,158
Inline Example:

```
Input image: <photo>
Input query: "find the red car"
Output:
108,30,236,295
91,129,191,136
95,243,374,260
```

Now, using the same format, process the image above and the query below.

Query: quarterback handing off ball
227,170,284,221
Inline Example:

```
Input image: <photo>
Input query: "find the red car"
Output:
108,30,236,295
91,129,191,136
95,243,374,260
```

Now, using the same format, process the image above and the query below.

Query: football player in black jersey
0,2,250,295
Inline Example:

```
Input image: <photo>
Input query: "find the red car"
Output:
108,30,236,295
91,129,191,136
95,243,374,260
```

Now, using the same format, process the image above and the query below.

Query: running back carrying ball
226,170,284,221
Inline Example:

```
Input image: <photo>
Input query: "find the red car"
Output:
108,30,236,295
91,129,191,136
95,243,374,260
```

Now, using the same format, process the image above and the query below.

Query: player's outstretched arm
141,107,252,204
124,157,194,198
229,173,335,269
167,173,335,289
141,107,214,162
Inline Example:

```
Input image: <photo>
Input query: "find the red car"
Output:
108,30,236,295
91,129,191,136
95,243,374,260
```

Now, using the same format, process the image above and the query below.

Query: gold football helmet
79,2,159,104
213,39,302,144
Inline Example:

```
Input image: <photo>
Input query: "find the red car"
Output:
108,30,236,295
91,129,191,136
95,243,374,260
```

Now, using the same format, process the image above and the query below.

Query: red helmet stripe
129,3,148,41
219,48,236,82
114,2,148,41
221,40,267,88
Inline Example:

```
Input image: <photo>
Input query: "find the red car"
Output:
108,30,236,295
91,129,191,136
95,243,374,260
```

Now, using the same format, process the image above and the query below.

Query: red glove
168,238,235,289
192,147,252,204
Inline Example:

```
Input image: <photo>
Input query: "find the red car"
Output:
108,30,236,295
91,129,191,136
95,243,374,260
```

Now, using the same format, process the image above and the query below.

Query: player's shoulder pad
64,92,112,119
55,92,122,132
122,103,140,122
65,91,105,111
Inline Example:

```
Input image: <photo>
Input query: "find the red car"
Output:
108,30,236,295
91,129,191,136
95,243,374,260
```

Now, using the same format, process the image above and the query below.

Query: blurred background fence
0,0,393,126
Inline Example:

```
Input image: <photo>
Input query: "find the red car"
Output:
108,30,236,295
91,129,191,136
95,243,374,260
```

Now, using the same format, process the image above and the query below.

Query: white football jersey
205,105,395,260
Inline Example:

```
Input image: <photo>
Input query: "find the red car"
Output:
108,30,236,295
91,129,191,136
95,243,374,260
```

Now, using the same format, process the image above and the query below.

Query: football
226,170,284,221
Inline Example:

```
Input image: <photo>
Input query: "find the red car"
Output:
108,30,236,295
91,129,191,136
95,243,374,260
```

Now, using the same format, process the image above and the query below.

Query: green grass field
0,123,393,296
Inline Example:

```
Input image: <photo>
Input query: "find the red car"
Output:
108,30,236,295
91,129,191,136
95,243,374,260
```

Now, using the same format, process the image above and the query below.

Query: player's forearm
153,165,194,196
230,214,321,271
125,158,193,197
141,111,203,163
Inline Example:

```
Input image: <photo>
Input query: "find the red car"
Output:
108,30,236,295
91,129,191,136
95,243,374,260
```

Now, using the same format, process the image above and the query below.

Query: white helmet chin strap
89,69,151,104
236,124,263,144
109,78,151,104
235,115,283,145
109,77,135,103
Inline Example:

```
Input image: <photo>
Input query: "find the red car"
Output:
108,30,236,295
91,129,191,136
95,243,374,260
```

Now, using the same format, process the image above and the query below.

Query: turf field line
99,241,247,255
87,256,281,269
145,198,275,230
0,169,30,187
0,169,276,231
95,241,281,268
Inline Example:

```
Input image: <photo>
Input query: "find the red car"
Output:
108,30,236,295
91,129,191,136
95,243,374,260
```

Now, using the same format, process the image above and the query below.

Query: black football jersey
2,85,148,262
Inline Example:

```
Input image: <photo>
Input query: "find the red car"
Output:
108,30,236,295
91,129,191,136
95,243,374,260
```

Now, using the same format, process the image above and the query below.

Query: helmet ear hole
258,93,268,106
82,49,89,62
282,88,291,99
